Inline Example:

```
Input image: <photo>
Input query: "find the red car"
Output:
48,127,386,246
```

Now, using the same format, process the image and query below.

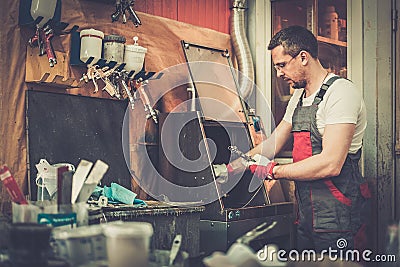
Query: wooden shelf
25,46,83,89
317,36,347,47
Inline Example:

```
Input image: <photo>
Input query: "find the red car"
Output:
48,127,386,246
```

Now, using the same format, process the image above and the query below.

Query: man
225,26,370,252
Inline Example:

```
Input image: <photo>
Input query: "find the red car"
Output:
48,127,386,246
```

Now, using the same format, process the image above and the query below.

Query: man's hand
249,161,278,180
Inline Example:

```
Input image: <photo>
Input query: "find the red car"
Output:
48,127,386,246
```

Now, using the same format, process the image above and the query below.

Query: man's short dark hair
267,25,318,58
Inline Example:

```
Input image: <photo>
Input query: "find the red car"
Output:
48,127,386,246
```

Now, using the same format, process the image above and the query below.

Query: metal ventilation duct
230,0,255,100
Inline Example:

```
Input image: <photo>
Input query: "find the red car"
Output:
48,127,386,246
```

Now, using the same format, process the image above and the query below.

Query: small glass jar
103,34,126,64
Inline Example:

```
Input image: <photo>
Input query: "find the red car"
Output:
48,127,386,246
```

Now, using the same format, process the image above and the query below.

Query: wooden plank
317,35,347,47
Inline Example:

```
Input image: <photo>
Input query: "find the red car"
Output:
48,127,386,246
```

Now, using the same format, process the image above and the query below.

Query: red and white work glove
213,154,277,181
249,162,278,180
247,154,278,180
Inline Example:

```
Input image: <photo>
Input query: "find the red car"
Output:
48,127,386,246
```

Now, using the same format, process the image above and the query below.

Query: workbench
88,201,205,258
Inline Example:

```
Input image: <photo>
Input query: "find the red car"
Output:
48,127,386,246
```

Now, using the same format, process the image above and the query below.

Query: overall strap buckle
313,76,342,105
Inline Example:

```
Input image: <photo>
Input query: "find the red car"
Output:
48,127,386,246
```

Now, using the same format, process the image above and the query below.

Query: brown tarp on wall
0,0,232,212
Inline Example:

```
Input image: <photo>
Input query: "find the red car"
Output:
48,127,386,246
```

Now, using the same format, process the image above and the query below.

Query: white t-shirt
282,73,367,154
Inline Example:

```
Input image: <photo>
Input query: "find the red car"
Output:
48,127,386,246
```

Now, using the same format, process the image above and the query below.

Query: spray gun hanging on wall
78,34,159,124
111,0,141,27
27,0,59,67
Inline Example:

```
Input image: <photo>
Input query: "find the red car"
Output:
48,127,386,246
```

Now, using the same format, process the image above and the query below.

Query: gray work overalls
291,76,370,252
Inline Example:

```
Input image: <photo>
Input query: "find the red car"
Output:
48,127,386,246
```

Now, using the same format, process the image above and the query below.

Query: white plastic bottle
80,29,104,65
30,0,58,27
124,36,147,75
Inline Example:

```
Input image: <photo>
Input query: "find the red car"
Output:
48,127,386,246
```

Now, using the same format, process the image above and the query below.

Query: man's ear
299,51,308,65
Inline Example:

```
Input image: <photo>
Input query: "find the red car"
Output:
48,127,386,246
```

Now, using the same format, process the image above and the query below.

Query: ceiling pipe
230,0,255,100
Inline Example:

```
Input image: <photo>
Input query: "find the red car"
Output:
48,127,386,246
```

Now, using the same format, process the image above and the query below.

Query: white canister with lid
80,29,104,64
124,36,147,75
103,34,126,64
52,225,106,266
103,221,153,267
30,0,58,27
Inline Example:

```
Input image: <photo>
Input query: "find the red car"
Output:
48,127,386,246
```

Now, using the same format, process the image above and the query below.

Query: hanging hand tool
84,65,100,93
134,78,158,123
126,2,141,27
81,65,129,98
111,0,141,27
28,24,57,67
96,66,121,98
120,70,136,110
28,27,40,48
40,25,57,67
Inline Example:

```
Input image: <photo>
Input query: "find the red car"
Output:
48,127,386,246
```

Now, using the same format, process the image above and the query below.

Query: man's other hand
249,162,278,180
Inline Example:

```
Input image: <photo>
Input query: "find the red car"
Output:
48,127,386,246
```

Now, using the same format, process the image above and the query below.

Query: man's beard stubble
292,79,307,89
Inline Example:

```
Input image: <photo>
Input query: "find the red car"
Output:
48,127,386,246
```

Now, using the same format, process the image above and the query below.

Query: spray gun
228,146,256,163
111,0,141,27
28,24,57,67
134,78,158,123
117,70,136,110
97,66,121,98
41,25,57,67
80,65,115,97
80,65,99,92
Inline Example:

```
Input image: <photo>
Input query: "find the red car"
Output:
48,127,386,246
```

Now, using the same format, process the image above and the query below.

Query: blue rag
95,183,146,205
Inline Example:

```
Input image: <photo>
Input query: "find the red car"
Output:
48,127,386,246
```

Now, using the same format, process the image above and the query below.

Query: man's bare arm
274,123,355,180
229,120,293,172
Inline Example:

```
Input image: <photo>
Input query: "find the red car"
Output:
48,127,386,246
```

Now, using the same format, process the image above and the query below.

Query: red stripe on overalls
293,131,353,207
292,131,312,225
292,132,313,163
323,180,352,206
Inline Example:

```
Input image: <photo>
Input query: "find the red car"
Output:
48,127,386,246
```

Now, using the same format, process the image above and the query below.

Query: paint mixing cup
52,225,106,266
9,223,52,267
80,29,104,65
124,36,147,75
103,34,126,63
103,222,153,267
30,0,58,27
